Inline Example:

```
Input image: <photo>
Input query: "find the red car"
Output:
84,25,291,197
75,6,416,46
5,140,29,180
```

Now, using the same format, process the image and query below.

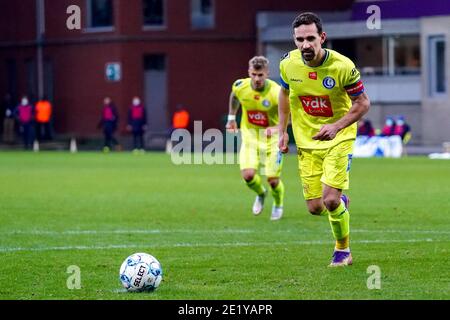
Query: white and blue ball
119,252,163,292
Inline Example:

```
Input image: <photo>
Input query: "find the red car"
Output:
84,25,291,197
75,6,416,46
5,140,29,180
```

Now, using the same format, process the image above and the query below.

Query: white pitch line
352,229,450,235
0,229,254,235
1,228,449,236
0,238,445,253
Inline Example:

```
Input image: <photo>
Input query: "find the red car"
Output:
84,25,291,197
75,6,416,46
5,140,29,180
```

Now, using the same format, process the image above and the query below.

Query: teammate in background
278,12,370,265
226,56,285,221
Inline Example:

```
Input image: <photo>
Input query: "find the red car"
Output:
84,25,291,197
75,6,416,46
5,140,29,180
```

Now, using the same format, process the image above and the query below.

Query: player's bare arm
313,91,370,141
226,91,241,133
278,87,291,152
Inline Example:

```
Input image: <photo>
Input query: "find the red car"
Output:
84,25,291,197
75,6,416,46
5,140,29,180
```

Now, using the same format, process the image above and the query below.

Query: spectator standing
166,104,191,153
98,97,119,152
380,117,395,136
15,96,35,150
394,116,411,143
357,118,375,137
35,96,53,141
172,104,190,132
127,96,147,153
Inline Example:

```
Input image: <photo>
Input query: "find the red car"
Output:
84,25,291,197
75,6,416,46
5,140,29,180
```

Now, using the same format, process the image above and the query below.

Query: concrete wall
420,17,450,145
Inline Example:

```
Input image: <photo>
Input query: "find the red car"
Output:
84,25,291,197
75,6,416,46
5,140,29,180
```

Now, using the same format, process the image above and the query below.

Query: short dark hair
292,12,323,34
249,56,269,70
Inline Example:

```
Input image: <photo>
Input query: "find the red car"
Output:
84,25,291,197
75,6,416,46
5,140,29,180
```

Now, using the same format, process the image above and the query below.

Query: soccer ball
119,252,163,292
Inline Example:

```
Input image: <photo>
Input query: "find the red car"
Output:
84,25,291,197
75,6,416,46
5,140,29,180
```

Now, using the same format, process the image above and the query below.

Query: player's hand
264,126,278,138
278,132,289,153
226,120,238,134
312,124,339,141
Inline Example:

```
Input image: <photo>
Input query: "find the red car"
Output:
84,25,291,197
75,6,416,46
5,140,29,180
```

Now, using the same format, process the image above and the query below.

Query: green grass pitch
0,152,449,300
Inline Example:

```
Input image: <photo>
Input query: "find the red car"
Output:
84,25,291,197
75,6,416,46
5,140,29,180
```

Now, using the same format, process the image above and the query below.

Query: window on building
429,35,446,96
330,37,383,75
191,0,214,29
143,0,165,27
87,0,114,29
329,35,420,76
393,36,421,75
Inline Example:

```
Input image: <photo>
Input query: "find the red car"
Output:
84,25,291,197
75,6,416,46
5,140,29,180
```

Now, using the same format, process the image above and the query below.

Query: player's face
293,24,326,61
248,67,268,90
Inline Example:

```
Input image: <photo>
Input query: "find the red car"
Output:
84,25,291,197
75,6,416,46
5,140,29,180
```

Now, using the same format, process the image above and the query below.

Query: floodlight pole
36,0,45,100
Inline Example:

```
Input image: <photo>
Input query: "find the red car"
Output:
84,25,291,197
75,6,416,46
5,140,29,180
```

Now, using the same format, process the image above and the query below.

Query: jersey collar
251,79,271,95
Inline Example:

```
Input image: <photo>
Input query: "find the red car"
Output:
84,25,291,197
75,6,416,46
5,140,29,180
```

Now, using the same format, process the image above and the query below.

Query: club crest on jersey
322,76,336,89
262,99,271,107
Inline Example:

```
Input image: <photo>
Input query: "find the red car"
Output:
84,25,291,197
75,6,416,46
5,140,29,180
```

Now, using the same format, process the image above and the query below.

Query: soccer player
226,56,285,220
278,12,371,266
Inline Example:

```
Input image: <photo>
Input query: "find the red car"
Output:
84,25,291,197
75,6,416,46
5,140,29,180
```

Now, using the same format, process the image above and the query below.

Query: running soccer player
226,56,285,221
278,12,371,266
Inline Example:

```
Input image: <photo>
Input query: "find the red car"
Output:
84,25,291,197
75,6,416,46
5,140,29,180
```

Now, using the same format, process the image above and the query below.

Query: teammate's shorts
297,139,354,200
239,130,283,178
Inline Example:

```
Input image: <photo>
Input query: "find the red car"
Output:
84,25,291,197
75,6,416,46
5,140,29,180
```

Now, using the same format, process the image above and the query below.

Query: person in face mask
380,117,395,137
15,95,35,150
394,116,411,142
127,96,147,153
98,97,120,152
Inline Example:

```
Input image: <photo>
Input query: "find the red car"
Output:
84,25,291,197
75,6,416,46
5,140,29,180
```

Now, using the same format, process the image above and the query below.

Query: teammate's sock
335,242,350,252
328,200,350,247
246,174,265,195
319,208,328,216
271,180,284,207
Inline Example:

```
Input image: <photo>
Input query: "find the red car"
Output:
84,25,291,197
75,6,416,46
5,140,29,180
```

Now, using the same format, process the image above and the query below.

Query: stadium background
1,0,449,149
0,0,449,302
